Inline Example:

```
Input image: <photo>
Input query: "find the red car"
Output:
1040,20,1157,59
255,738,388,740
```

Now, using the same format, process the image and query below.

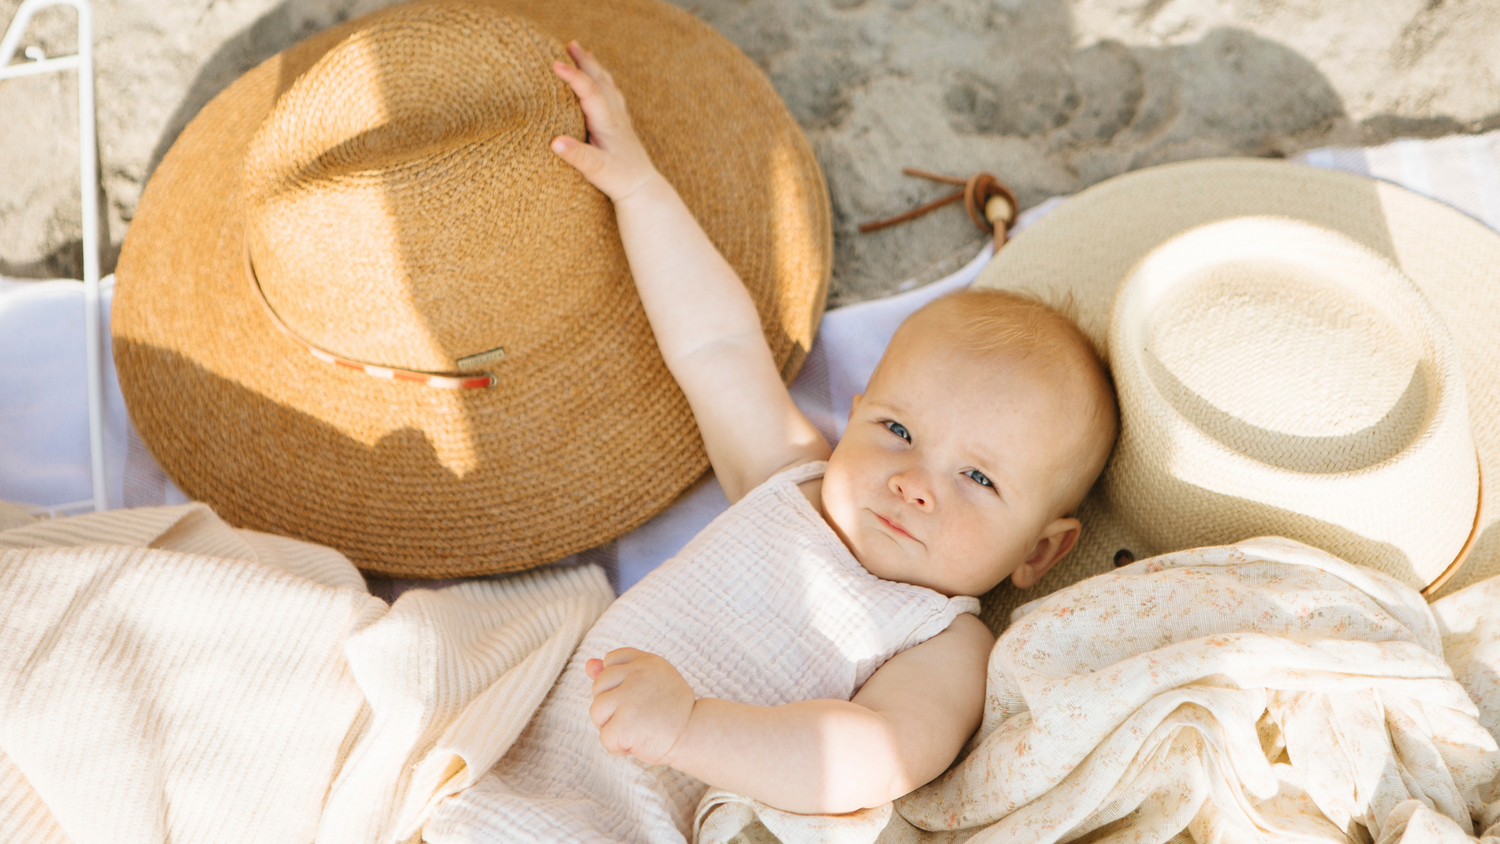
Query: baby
424,43,1117,843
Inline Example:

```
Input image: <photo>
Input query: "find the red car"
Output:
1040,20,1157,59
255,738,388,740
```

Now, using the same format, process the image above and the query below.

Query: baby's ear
1010,517,1080,589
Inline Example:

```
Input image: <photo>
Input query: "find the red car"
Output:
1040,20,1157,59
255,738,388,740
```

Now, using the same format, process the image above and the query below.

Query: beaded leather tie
859,168,1019,250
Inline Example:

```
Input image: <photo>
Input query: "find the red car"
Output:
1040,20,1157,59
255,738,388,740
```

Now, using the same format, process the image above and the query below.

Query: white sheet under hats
5,131,1499,609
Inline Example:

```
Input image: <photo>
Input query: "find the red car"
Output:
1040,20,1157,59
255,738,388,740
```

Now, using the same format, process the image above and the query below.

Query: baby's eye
964,469,994,489
883,420,911,442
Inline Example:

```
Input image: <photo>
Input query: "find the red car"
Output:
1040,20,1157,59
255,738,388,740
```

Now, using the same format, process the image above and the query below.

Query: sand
1,0,1498,305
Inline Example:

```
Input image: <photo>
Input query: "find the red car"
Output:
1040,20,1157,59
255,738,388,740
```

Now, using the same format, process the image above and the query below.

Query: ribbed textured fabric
0,503,613,843
0,501,33,532
424,461,979,843
0,752,67,844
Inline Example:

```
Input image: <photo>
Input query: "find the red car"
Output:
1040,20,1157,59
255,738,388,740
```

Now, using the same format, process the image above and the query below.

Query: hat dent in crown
1106,216,1477,587
113,0,833,577
241,8,606,374
967,159,1500,627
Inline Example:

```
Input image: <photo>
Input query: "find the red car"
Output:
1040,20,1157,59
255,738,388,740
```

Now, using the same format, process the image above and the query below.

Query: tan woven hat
112,0,831,577
976,158,1496,628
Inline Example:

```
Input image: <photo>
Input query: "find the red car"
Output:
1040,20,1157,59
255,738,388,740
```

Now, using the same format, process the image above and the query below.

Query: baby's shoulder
794,475,824,516
740,456,826,516
855,612,992,708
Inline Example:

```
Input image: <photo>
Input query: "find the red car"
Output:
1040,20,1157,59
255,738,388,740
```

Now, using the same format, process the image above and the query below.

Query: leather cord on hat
859,168,1019,250
243,242,498,390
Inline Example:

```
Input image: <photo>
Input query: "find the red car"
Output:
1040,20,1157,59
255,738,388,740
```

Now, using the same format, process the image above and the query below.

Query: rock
2,0,1498,305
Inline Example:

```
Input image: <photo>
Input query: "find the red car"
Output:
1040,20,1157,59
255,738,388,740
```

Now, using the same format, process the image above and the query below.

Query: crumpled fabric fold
698,538,1500,844
0,503,613,844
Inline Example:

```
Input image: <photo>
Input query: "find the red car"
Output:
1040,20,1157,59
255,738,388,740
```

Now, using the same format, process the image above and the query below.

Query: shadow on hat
113,0,832,577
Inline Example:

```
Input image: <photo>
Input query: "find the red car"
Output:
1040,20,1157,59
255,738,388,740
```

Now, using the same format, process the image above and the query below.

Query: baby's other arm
551,44,829,502
586,614,993,814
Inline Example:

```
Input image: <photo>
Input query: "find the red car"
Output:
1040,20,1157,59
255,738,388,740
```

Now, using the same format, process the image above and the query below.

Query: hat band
1421,458,1484,598
244,243,498,390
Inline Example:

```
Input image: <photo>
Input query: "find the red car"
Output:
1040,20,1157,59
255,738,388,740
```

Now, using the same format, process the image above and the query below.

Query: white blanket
699,538,1500,844
0,504,613,843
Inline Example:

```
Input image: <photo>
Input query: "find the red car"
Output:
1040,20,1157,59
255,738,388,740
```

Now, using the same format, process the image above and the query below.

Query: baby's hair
928,288,1099,362
916,288,1119,513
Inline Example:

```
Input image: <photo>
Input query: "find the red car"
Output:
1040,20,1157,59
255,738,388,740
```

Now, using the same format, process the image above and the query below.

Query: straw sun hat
112,0,831,576
977,158,1497,627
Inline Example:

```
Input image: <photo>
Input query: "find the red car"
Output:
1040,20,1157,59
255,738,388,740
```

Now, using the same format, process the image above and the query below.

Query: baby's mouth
876,513,915,541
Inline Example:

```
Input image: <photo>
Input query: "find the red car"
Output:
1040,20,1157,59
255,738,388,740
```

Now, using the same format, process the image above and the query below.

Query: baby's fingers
551,135,609,181
588,687,619,730
601,648,644,667
551,62,597,109
588,681,637,757
552,59,622,136
597,717,638,757
566,41,616,88
586,649,640,696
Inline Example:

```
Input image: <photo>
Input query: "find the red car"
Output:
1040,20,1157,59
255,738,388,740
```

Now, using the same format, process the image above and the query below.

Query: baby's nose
889,472,933,508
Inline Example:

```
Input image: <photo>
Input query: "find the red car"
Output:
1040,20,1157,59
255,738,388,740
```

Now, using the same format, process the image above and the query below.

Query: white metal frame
1,0,106,514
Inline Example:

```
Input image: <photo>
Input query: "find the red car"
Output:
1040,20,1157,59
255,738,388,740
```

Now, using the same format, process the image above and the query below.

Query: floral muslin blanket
698,538,1500,844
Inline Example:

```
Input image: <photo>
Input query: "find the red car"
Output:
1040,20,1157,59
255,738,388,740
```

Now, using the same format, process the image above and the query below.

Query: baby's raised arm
551,44,829,501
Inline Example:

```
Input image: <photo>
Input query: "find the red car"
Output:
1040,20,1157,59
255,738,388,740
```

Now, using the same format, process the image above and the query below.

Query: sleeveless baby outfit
425,461,981,843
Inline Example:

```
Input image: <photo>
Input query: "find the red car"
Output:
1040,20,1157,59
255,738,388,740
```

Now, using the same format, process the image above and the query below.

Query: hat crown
1106,216,1476,587
113,0,833,576
241,2,615,373
1142,237,1429,472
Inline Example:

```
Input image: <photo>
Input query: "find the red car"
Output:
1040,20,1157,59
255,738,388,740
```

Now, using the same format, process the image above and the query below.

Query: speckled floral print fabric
698,538,1500,844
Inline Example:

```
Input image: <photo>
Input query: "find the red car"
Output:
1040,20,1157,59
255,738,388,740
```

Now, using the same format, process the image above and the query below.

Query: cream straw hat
976,158,1495,627
112,0,831,577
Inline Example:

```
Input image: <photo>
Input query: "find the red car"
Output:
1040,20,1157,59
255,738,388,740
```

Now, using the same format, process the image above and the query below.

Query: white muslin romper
425,460,981,843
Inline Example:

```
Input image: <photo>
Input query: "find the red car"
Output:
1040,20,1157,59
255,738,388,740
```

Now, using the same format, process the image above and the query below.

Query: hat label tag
457,347,507,371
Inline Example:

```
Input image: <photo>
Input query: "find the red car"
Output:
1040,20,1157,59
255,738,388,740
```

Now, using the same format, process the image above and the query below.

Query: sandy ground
1,0,1498,305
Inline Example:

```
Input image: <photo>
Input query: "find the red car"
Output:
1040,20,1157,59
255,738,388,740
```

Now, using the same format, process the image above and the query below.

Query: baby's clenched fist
585,648,695,766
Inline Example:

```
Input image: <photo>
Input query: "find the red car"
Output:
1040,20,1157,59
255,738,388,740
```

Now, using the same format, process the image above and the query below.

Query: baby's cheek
947,514,1018,590
819,466,854,519
822,452,870,512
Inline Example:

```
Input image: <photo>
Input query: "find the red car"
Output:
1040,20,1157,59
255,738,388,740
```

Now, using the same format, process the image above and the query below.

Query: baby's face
821,327,1082,597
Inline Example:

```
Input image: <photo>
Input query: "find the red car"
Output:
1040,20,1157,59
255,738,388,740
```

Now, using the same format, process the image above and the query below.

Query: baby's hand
550,42,659,201
585,648,695,766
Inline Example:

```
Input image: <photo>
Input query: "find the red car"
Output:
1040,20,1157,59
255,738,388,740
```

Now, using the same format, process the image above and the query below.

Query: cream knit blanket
699,538,1500,844
0,503,613,844
9,507,1500,844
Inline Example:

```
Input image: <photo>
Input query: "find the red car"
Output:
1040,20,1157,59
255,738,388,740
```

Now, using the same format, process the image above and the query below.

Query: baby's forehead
877,331,1096,440
874,342,1077,431
881,324,1069,394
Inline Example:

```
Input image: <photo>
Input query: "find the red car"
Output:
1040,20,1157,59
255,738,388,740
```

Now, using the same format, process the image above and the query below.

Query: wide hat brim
975,158,1500,628
113,0,831,577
